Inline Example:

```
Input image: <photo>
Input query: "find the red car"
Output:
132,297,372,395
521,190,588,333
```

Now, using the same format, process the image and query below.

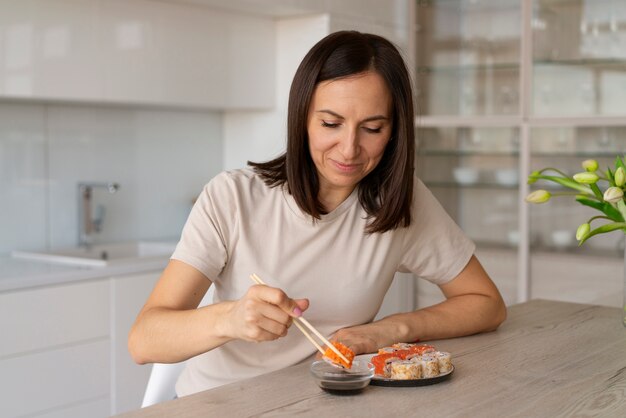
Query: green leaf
578,222,626,245
616,156,626,171
589,183,603,200
575,196,624,222
530,175,594,195
617,200,626,223
606,167,615,187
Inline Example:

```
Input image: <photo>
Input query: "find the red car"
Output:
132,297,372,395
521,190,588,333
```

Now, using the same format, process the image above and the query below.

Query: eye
321,121,340,128
363,126,382,134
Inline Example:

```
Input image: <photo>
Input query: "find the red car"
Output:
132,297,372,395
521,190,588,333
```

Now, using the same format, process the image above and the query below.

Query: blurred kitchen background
1,0,626,416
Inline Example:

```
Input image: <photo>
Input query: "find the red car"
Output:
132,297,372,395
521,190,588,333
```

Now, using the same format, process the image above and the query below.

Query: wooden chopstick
249,273,324,355
249,273,350,366
291,316,326,355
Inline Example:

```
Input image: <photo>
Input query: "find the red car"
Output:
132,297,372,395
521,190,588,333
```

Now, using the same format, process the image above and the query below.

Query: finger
245,314,289,340
255,301,292,326
254,285,302,317
242,298,291,335
241,324,283,342
294,298,309,313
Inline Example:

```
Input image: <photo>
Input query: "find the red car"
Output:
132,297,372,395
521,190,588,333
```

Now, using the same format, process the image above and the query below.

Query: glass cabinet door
533,0,626,116
415,0,521,116
416,127,519,306
528,126,626,306
414,0,625,308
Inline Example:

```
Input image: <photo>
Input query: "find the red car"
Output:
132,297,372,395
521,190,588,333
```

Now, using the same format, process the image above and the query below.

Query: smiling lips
331,160,361,173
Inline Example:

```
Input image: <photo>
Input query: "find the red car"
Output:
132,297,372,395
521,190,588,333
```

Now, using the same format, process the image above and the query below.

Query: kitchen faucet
78,182,120,247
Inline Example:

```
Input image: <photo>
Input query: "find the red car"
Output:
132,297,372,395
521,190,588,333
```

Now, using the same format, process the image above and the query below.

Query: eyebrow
316,109,389,123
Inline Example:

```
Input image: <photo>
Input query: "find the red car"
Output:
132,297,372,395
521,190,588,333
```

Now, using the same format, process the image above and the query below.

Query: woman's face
307,71,393,207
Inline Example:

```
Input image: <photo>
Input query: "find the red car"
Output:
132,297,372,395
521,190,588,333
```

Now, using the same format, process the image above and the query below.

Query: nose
337,127,360,160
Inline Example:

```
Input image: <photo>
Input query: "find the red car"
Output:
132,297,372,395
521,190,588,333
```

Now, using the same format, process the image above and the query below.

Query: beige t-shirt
172,168,475,396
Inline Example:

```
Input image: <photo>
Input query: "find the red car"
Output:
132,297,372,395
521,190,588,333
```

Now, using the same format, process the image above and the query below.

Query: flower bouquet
526,156,626,326
525,157,626,245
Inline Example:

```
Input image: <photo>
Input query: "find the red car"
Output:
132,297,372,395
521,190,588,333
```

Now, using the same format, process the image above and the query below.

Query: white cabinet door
0,280,110,357
96,0,275,108
0,280,110,417
0,0,275,108
110,271,161,415
0,0,102,100
0,340,110,418
32,398,110,418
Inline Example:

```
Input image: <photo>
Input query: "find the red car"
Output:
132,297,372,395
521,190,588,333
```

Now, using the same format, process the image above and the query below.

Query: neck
319,186,355,212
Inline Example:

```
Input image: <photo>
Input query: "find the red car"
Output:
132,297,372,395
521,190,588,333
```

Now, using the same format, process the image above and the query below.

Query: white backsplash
0,101,223,254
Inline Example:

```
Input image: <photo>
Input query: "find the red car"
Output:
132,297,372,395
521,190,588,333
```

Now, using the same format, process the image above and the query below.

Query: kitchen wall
0,0,412,254
0,0,277,256
0,101,222,254
223,7,412,169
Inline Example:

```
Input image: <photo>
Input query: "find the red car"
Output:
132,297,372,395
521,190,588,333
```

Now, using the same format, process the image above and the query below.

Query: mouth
331,160,361,173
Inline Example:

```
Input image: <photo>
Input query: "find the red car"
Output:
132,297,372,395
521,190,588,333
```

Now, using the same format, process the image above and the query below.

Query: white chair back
141,362,185,407
141,285,214,407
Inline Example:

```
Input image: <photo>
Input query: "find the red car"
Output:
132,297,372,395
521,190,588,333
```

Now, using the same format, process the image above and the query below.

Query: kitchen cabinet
0,270,160,417
0,0,275,109
111,271,160,415
0,280,111,418
413,0,626,307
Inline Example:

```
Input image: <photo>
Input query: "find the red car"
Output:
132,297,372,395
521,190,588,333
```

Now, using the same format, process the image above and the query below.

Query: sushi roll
371,353,402,377
391,342,415,351
393,349,411,360
390,360,422,380
434,351,453,373
420,356,440,378
322,342,354,369
377,347,411,359
405,352,422,362
373,343,452,379
410,344,435,355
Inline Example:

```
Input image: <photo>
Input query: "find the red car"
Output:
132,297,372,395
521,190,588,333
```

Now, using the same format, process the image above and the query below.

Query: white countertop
0,255,169,293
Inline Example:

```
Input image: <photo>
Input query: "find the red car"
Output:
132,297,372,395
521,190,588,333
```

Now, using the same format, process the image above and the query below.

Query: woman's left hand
332,325,381,355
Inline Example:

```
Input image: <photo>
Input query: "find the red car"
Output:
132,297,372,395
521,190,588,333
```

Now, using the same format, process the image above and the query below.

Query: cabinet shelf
415,115,521,127
531,151,626,158
535,58,626,69
475,240,622,260
419,150,624,158
530,244,623,260
414,0,520,11
419,150,518,157
424,181,519,190
416,58,626,75
416,63,519,73
474,240,518,252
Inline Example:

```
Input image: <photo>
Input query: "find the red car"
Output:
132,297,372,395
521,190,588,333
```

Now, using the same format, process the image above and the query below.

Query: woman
129,30,506,396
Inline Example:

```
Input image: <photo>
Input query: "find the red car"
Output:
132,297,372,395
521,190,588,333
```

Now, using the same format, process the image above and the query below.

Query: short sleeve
170,173,233,282
398,178,476,285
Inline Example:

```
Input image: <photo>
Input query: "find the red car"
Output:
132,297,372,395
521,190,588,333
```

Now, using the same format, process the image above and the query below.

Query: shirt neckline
282,184,359,224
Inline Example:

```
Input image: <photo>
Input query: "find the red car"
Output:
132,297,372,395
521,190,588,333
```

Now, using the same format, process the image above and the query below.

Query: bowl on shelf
551,230,574,249
494,169,519,186
507,230,520,246
452,167,480,185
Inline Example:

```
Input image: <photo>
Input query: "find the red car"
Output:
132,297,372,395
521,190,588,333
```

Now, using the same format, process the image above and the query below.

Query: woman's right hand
129,260,311,364
224,284,309,343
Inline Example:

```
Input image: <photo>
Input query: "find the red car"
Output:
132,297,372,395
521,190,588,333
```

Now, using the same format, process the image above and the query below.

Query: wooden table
118,300,626,417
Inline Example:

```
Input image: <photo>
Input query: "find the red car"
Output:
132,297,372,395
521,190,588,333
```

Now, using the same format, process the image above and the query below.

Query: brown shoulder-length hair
248,30,415,233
